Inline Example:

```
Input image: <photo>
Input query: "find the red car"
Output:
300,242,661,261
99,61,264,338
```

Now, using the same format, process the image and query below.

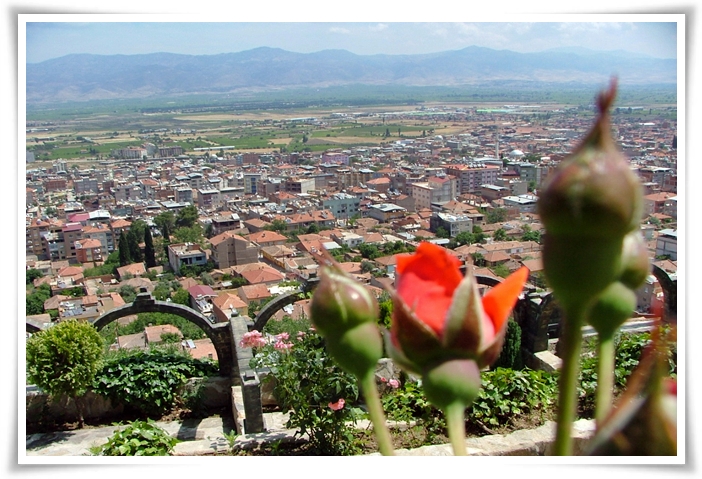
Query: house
181,338,218,361
209,232,259,269
212,291,248,323
232,262,286,286
168,242,208,275
144,324,183,344
116,262,146,280
237,283,272,305
188,284,217,319
247,230,288,247
655,229,677,261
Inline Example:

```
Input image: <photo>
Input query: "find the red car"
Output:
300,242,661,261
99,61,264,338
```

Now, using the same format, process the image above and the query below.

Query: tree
175,205,198,229
172,288,191,306
493,320,523,370
492,263,511,278
434,226,450,239
493,228,508,242
127,229,143,263
118,285,137,303
26,284,51,316
471,252,485,267
26,268,43,285
172,224,203,243
118,230,131,266
265,219,289,233
472,225,486,244
454,231,474,246
520,224,541,243
26,319,104,428
144,227,157,268
485,207,508,224
154,212,175,241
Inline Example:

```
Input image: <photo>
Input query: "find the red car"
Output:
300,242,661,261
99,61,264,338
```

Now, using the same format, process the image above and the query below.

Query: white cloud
328,26,351,34
368,23,388,32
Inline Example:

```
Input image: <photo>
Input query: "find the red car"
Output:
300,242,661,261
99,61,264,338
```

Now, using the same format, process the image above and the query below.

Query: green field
25,83,677,162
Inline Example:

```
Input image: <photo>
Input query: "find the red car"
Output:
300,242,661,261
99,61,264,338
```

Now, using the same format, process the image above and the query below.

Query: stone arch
91,292,233,376
251,278,319,332
651,264,677,323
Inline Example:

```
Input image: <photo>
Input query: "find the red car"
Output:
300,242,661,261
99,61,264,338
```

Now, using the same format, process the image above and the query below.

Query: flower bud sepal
422,359,482,411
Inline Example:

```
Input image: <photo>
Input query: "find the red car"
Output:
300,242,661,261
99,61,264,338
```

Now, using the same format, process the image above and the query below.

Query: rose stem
359,372,395,456
595,333,616,426
553,303,586,455
444,401,468,456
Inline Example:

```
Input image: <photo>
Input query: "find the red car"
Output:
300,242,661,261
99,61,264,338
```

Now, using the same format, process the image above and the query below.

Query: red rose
389,242,528,372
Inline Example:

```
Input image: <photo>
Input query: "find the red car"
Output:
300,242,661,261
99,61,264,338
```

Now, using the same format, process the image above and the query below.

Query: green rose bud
310,260,380,339
587,281,637,338
618,230,650,291
538,80,643,240
538,80,644,310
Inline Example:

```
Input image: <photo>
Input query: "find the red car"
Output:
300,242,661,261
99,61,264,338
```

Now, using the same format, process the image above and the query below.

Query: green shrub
92,348,218,417
26,319,105,427
469,368,559,427
264,329,362,455
92,420,177,456
381,380,446,440
577,329,675,417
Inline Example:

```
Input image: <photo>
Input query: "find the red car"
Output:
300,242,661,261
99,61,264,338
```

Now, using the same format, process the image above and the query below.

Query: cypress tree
118,230,131,266
127,229,143,263
144,227,156,268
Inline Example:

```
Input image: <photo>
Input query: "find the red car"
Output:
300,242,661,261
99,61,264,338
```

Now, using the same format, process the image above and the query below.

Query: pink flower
328,398,345,411
388,379,400,389
239,331,267,349
297,331,306,340
380,377,388,383
275,332,290,341
274,341,293,351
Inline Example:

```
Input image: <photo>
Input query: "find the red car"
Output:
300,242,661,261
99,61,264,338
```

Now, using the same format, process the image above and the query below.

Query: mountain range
25,46,677,104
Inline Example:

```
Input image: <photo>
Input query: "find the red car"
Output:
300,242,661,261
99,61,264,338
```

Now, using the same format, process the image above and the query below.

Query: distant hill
25,46,677,104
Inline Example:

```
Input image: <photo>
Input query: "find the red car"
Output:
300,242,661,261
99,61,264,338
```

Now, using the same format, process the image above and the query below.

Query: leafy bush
92,420,177,456
577,329,675,417
381,380,446,440
92,348,218,417
261,330,362,455
26,319,105,427
469,368,558,428
262,313,311,337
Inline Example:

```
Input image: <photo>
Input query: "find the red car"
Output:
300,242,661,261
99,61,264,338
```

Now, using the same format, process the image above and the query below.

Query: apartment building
209,232,259,269
168,242,208,275
445,164,500,194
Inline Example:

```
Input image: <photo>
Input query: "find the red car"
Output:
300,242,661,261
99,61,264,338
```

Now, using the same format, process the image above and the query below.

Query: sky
23,19,679,64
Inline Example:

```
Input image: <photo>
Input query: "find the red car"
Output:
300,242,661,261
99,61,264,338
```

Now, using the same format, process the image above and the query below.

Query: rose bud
538,79,643,239
387,242,528,373
618,230,651,291
310,257,380,339
310,252,383,379
538,79,644,309
587,281,637,338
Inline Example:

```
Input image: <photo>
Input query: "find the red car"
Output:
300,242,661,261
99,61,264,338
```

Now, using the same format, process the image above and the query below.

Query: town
24,100,678,361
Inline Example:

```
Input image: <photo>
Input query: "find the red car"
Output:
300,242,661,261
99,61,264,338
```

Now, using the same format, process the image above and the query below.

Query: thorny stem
359,372,395,456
